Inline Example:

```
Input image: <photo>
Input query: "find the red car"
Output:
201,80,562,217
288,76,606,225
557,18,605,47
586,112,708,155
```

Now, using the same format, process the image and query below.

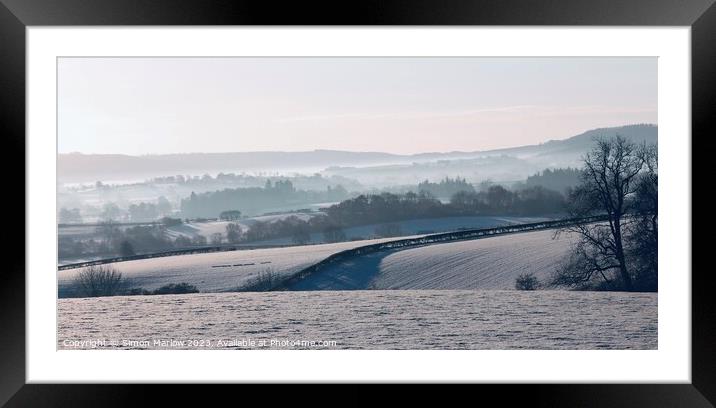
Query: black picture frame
2,0,711,404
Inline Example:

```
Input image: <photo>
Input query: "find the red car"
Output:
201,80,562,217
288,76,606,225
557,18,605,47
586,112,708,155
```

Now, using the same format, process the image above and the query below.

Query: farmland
58,289,657,350
57,236,423,296
288,229,575,291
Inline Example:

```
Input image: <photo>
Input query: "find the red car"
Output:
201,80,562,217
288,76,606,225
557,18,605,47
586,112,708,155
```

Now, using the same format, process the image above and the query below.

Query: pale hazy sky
58,57,657,155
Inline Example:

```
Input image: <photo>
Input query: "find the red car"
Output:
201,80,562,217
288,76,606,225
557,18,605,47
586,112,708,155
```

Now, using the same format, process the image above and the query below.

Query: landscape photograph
56,57,658,350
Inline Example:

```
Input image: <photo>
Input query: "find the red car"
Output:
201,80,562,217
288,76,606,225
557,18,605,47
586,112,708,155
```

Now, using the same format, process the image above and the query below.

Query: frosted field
289,229,576,291
58,290,657,350
58,227,572,295
57,236,422,295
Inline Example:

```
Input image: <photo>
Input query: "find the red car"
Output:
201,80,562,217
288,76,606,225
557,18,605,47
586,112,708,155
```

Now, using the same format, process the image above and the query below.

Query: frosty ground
288,229,574,290
58,227,571,295
57,226,657,350
57,235,426,295
58,290,657,350
58,214,548,266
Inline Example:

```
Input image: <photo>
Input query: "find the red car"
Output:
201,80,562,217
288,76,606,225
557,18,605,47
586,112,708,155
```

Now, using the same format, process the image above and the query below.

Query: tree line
212,184,568,245
61,170,579,224
59,196,174,224
417,176,474,198
59,221,203,260
179,180,349,218
520,167,582,194
60,180,570,259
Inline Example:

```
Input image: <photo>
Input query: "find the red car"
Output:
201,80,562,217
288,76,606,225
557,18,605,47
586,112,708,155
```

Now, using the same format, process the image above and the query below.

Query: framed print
3,0,713,404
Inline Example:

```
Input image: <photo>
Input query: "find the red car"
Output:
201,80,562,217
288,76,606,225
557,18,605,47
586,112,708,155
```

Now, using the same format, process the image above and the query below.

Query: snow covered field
58,225,574,295
57,290,657,350
288,229,576,291
57,236,422,295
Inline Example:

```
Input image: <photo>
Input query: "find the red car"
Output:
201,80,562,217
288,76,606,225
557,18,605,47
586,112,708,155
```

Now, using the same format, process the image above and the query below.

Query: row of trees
128,196,173,221
450,185,565,216
62,170,575,225
147,172,362,191
179,180,349,218
417,176,475,199
59,222,204,259
208,184,568,245
521,167,582,194
59,196,174,224
324,185,566,227
324,192,447,225
61,179,571,258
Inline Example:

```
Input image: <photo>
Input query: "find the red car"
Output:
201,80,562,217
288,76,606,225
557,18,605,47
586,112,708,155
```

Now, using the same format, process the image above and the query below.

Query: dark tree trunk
613,218,633,291
616,250,633,291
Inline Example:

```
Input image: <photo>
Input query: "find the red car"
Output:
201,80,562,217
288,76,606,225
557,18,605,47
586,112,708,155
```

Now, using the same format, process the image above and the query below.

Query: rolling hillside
287,229,576,291
60,225,579,296
57,236,424,297
58,124,656,183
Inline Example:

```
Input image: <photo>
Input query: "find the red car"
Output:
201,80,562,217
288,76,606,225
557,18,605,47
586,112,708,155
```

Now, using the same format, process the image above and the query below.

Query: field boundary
58,243,294,270
276,216,607,290
58,216,605,272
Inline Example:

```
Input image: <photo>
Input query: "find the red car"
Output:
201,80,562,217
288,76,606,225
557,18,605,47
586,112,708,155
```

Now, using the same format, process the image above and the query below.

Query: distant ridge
58,124,656,183
479,123,657,157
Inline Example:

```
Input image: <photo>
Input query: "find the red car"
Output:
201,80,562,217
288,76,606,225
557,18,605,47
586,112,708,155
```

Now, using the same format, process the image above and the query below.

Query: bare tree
72,264,127,297
555,136,648,291
225,223,243,244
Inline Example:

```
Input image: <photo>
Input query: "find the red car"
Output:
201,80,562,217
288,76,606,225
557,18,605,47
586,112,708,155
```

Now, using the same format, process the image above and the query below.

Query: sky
58,57,657,155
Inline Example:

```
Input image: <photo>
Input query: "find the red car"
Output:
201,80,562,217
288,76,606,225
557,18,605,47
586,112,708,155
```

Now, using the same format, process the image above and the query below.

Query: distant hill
58,124,656,183
478,124,657,158
322,124,657,186
58,150,403,183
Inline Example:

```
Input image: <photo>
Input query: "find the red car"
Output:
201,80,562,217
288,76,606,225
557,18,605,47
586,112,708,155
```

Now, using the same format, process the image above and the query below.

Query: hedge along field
59,218,597,297
57,236,424,296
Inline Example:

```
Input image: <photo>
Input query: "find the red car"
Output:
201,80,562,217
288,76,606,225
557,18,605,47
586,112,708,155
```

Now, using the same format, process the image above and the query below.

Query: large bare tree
554,135,652,291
